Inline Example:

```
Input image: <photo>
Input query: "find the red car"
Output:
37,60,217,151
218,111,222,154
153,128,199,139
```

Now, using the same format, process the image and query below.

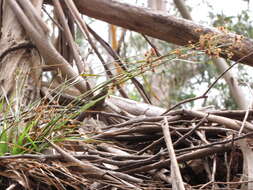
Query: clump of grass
0,46,194,156
0,92,106,155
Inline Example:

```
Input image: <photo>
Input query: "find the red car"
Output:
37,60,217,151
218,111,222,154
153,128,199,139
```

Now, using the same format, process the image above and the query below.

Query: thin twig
162,95,207,115
64,0,129,98
173,115,208,147
163,50,253,115
239,82,253,135
142,34,161,56
176,131,253,154
162,117,185,190
137,136,164,155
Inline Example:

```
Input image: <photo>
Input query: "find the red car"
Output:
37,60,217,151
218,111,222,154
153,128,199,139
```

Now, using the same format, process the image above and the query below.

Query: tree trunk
147,0,169,106
0,0,42,111
148,0,166,10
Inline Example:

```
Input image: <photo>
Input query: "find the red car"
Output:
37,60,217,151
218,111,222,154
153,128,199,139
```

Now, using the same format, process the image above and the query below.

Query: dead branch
43,0,253,67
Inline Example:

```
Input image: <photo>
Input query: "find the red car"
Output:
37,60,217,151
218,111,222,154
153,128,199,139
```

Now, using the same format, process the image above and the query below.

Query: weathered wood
45,0,253,67
0,0,42,107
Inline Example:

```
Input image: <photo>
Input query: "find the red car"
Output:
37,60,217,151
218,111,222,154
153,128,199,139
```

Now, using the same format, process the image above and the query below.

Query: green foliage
210,10,253,38
0,93,107,155
0,123,8,155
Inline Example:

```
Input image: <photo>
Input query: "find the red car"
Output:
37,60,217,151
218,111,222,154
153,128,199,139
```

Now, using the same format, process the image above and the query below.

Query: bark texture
0,1,42,109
